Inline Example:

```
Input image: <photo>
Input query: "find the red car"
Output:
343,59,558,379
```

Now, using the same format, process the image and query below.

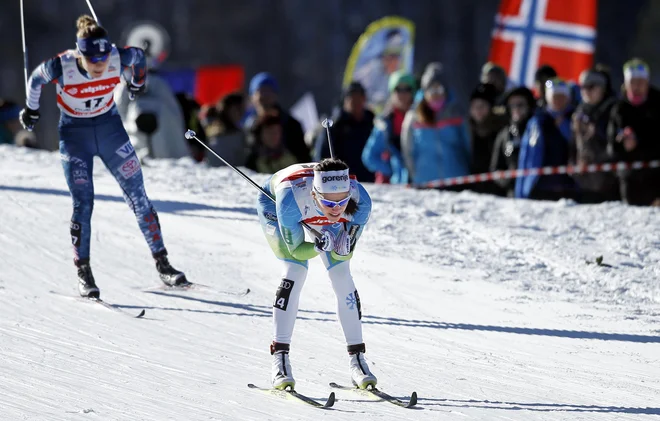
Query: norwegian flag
488,0,597,87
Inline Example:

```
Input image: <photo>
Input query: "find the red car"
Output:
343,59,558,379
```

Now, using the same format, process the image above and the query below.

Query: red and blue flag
488,0,597,86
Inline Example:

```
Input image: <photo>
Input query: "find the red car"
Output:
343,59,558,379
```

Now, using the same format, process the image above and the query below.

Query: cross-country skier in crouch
19,15,188,298
256,158,377,390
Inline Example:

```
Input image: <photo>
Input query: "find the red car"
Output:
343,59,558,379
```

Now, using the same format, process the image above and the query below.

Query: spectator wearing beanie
490,87,537,196
607,59,660,206
534,65,558,107
480,62,510,105
516,77,576,200
570,68,620,203
401,63,471,187
361,70,416,184
244,72,310,164
467,83,507,195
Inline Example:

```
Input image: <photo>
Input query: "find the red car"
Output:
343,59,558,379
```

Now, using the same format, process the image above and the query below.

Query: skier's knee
71,196,94,218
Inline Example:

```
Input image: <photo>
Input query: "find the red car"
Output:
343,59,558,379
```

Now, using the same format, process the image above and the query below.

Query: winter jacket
570,96,620,203
468,112,507,195
361,111,409,184
515,107,576,199
245,105,310,164
607,87,660,206
314,109,375,182
401,102,471,186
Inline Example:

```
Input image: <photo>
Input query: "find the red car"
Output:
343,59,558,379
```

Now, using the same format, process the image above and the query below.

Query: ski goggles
314,188,351,208
84,53,110,63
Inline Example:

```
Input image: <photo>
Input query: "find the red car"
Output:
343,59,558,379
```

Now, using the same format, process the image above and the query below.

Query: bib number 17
84,97,104,109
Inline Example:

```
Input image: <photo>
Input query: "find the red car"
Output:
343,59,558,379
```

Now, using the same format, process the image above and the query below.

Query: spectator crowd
3,56,660,207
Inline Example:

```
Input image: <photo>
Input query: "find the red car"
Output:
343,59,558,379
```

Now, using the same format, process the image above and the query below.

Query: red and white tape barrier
418,160,660,189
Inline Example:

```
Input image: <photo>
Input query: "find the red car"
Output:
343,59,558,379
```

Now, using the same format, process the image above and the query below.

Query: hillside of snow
0,144,658,420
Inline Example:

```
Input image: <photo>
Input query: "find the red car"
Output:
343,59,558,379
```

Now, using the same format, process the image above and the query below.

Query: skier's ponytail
76,15,108,39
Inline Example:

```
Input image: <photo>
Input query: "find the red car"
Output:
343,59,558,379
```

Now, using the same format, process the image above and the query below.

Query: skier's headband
76,37,111,58
313,169,350,194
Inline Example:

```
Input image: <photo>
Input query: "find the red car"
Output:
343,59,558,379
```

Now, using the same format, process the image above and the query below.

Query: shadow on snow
0,185,256,219
130,291,660,344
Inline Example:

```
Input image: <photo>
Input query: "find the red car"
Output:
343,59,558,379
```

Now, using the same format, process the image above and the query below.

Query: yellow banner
342,16,415,114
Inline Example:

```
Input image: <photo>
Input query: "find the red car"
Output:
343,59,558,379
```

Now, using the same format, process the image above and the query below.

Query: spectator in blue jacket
401,63,471,187
515,78,576,200
361,70,415,184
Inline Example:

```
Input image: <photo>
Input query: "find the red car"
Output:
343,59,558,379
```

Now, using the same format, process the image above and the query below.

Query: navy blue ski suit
27,47,167,264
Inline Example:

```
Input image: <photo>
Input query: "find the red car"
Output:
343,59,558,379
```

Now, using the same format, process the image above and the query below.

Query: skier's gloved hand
314,230,336,253
334,230,352,256
19,107,40,131
127,80,146,100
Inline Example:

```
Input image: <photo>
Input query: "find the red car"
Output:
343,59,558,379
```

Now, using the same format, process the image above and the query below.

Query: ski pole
84,0,101,24
19,0,29,97
83,0,137,100
321,118,336,158
184,130,321,239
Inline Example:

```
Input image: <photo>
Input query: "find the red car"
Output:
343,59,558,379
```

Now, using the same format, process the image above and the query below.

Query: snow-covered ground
0,144,658,420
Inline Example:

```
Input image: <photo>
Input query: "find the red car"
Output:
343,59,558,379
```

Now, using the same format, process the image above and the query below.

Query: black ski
87,297,146,318
247,384,335,409
144,283,251,296
49,291,146,318
329,382,417,408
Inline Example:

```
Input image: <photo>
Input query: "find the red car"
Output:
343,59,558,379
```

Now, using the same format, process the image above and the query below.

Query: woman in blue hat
19,15,187,298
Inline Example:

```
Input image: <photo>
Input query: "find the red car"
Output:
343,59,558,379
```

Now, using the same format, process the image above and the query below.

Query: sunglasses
314,189,351,208
85,53,110,64
395,85,413,93
581,84,598,91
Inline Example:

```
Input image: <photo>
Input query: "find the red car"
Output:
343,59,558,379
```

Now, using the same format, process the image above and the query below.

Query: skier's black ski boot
154,252,188,286
77,260,100,299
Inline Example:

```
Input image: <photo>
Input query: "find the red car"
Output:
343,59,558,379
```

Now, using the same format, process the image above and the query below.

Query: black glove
127,81,146,100
19,107,40,131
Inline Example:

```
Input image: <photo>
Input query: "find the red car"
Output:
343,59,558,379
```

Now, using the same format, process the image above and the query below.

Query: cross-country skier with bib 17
18,15,188,298
257,158,377,390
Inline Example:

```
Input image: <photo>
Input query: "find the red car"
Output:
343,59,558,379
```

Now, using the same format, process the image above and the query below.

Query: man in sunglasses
256,158,377,391
19,15,187,299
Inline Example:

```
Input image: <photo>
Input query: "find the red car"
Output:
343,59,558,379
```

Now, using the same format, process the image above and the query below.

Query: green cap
388,70,417,93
